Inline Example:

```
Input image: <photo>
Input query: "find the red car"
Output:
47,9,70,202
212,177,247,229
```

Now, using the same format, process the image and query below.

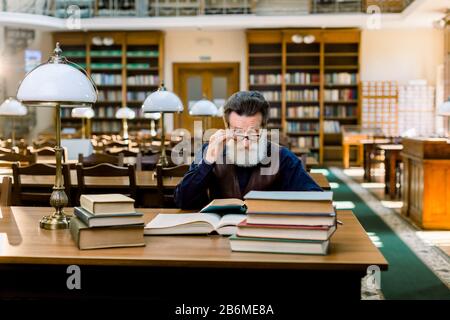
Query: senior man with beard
174,91,322,210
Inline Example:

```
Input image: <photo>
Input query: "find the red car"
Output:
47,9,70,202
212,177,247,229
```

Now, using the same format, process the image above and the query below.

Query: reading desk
0,206,387,302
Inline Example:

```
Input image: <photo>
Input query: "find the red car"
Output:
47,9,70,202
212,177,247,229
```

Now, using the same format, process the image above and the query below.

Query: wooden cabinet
402,138,450,230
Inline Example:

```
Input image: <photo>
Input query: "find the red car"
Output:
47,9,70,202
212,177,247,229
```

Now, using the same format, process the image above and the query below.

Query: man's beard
225,136,268,167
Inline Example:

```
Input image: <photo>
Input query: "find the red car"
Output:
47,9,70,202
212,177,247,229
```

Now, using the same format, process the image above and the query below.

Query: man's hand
205,129,232,164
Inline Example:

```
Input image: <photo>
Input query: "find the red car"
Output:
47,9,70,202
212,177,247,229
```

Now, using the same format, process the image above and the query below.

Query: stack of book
230,191,336,255
70,194,145,250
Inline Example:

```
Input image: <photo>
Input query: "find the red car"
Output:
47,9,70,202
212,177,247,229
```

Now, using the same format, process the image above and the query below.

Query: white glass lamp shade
144,112,161,120
16,43,97,106
0,98,27,116
438,100,450,116
189,99,218,116
115,107,136,119
72,107,95,119
142,89,183,113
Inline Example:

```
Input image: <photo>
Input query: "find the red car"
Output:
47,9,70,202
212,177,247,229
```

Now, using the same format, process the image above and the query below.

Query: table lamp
143,111,161,137
189,98,218,134
16,42,97,230
71,106,95,139
0,97,28,148
115,106,136,141
142,83,183,167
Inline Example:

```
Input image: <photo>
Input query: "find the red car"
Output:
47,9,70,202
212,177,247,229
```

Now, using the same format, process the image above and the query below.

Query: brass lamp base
40,186,70,230
40,213,70,230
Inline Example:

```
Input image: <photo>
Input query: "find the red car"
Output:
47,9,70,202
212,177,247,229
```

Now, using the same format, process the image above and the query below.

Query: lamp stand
40,104,69,230
11,117,16,148
86,118,91,138
158,112,169,167
122,118,129,141
81,118,86,139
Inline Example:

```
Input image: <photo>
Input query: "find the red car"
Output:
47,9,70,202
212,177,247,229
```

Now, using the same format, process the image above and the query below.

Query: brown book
80,194,135,215
245,199,335,215
70,217,145,250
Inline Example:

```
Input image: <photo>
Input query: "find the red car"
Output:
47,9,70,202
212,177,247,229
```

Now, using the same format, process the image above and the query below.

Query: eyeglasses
231,129,261,142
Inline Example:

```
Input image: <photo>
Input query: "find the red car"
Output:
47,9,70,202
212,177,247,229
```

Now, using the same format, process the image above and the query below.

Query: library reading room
0,0,449,312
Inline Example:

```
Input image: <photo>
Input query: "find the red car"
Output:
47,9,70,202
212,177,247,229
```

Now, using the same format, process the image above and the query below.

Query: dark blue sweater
174,144,322,209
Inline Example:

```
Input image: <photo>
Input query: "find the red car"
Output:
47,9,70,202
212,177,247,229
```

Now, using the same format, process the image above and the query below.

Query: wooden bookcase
53,31,163,136
247,29,361,164
247,30,283,131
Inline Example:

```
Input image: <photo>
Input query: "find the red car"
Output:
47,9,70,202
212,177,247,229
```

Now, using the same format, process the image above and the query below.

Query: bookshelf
284,30,321,161
323,32,360,164
54,31,163,136
247,31,283,131
247,29,361,164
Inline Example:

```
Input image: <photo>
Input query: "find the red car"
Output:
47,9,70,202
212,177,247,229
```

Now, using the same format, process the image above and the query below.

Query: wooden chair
0,152,36,167
78,153,124,167
103,141,130,149
106,148,142,170
0,176,12,206
33,138,56,149
30,146,68,163
12,163,72,206
156,164,189,208
76,163,137,205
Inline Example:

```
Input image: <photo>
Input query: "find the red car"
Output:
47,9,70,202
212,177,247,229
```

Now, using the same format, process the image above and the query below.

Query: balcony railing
0,0,416,18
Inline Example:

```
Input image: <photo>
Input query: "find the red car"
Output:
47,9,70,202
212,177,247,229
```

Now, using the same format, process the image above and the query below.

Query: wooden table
0,207,387,302
402,138,450,229
361,138,391,182
0,170,329,190
377,144,403,199
342,133,368,169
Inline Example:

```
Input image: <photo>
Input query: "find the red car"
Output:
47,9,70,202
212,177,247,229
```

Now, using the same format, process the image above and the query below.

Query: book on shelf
324,89,357,102
325,72,357,85
286,90,319,102
286,122,319,133
97,90,122,101
91,73,122,85
287,106,319,118
200,198,247,215
260,91,281,101
249,74,282,85
144,212,246,236
229,235,330,255
323,120,341,133
290,136,320,149
285,72,320,85
80,194,136,215
74,206,144,228
70,217,145,250
324,105,356,118
237,220,336,241
127,75,160,86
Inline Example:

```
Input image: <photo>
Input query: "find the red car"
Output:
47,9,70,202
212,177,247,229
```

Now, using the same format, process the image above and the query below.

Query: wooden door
173,63,239,134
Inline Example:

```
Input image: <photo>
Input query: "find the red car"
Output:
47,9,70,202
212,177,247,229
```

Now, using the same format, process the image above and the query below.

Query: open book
144,213,246,236
200,198,247,215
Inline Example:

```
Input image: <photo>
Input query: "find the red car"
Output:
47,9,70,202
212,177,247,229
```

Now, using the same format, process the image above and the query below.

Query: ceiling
0,0,448,31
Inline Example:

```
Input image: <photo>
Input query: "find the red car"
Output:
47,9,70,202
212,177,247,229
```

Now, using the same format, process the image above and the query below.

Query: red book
236,220,336,241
